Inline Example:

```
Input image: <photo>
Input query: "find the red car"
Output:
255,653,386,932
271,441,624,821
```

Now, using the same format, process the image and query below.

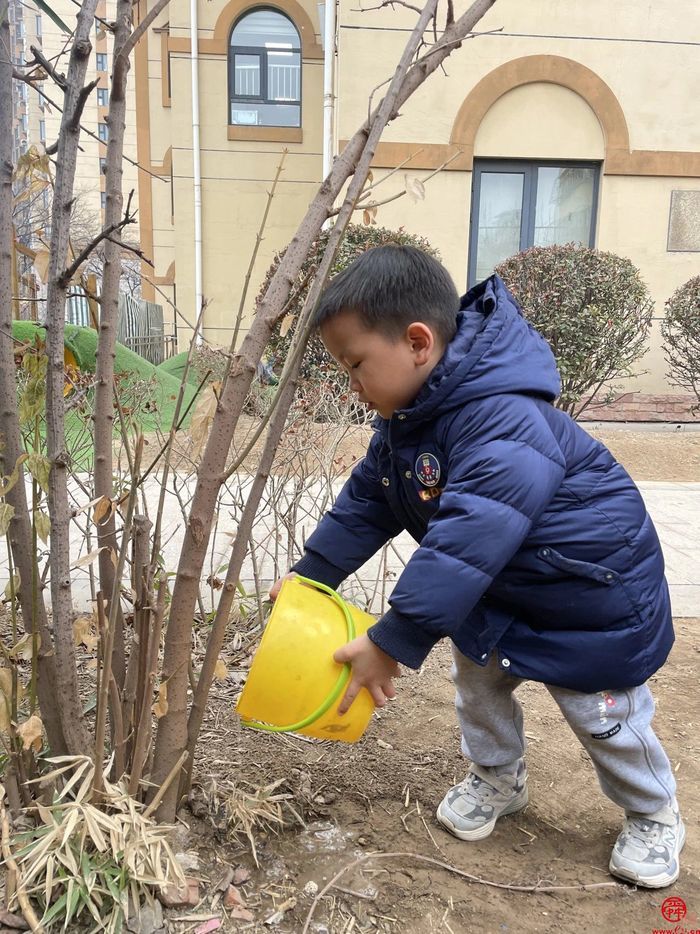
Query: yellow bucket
235,576,375,742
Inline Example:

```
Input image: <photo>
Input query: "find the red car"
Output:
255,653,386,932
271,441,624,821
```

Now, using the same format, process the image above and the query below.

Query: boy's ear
406,322,436,364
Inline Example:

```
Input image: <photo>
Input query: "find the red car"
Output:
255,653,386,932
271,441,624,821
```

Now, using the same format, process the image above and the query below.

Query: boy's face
320,311,441,419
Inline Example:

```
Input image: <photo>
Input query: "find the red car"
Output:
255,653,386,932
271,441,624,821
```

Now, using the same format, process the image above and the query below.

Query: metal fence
64,288,176,365
116,294,175,366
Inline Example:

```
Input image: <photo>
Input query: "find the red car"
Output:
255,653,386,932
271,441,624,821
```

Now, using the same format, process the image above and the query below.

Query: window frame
467,158,601,288
96,52,108,71
96,87,108,107
228,7,302,129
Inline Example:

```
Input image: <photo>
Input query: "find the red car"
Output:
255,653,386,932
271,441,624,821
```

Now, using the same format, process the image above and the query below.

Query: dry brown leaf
0,670,13,732
279,314,295,338
71,547,105,569
153,681,168,718
17,713,43,752
3,571,21,602
34,509,50,544
92,495,114,526
33,248,51,284
190,382,220,459
0,502,15,536
10,633,37,662
72,495,106,517
213,659,228,681
93,492,113,524
26,452,50,492
0,453,28,497
73,615,98,651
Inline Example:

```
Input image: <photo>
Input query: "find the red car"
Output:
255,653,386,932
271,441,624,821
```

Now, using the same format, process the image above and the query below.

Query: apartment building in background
9,0,140,310
14,0,697,418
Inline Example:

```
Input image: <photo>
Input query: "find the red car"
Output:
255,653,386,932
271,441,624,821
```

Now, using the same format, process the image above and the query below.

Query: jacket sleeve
291,432,404,588
367,398,567,668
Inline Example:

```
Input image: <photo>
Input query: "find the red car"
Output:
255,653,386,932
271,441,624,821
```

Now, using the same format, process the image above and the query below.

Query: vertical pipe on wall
190,0,203,341
321,0,336,180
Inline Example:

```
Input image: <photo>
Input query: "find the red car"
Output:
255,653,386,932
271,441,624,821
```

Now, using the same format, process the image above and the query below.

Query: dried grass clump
5,756,185,932
202,777,301,864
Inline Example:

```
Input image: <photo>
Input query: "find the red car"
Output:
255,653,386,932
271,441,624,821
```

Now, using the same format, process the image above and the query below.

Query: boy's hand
334,633,400,715
269,573,296,601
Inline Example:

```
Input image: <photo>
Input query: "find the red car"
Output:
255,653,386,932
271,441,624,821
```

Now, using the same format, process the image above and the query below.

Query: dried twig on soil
301,850,620,933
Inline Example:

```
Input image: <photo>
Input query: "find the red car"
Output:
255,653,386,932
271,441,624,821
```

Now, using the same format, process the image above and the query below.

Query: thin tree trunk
44,0,101,755
0,7,68,756
93,0,133,692
154,0,495,820
181,361,300,796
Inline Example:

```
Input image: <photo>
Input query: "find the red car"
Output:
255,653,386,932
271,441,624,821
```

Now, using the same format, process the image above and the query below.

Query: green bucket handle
240,576,356,734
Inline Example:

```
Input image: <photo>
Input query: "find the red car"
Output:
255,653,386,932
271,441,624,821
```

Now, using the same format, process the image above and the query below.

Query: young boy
271,245,684,888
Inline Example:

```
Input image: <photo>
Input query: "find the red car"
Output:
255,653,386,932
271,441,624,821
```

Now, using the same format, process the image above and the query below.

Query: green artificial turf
156,350,202,387
12,321,196,434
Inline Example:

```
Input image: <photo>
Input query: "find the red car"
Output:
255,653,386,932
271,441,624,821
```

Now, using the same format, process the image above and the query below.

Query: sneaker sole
609,821,686,889
436,787,529,842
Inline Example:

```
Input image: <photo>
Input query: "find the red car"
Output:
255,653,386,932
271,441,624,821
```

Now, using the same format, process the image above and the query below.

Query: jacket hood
393,274,561,424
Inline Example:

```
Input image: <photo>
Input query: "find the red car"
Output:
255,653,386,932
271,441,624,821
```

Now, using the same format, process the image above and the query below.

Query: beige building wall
136,0,324,344
332,0,700,396
138,0,700,400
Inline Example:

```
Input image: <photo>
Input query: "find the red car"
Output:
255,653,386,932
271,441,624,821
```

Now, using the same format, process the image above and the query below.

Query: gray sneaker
436,761,529,841
609,811,686,888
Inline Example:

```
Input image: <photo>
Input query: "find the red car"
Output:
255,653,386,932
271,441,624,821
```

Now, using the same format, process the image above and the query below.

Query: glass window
468,160,599,286
97,87,108,106
35,15,42,37
99,156,107,174
101,191,107,209
96,52,108,71
39,119,45,142
98,122,108,142
229,8,301,128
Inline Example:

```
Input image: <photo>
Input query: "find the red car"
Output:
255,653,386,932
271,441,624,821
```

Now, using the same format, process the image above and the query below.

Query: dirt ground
177,428,699,934
587,426,700,483
192,621,699,934
154,418,700,484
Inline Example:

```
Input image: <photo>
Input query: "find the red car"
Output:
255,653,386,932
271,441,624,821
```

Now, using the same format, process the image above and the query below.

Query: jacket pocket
537,547,619,586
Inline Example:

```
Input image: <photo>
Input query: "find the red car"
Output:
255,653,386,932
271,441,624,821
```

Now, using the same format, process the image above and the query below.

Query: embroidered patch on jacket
590,723,622,740
415,452,441,487
418,487,443,501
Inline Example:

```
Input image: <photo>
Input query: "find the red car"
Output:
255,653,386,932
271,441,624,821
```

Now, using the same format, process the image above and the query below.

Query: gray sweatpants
451,648,677,824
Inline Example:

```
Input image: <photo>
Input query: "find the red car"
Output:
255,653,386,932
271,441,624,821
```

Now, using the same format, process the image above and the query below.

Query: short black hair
315,244,460,345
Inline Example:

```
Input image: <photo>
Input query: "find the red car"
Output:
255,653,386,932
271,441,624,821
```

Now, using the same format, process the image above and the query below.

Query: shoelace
625,819,664,850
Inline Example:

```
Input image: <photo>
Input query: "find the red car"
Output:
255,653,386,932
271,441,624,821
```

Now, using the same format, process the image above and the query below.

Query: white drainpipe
320,0,336,179
190,0,203,342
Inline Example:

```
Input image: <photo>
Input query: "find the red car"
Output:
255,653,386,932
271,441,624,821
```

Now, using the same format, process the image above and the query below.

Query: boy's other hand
269,573,296,601
334,633,400,715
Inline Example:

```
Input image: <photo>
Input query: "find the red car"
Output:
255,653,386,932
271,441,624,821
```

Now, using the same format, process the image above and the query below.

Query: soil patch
157,419,700,483
588,427,700,483
186,619,700,933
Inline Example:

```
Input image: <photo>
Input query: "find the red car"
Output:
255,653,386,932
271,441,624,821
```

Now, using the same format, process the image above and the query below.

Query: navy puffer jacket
293,275,674,692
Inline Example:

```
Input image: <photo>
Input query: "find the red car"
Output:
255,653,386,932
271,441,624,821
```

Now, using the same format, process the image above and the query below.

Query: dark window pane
475,173,524,282
267,50,300,101
234,53,261,96
534,166,595,247
230,101,300,127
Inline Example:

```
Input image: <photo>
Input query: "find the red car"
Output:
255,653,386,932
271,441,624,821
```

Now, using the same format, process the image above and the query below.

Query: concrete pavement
0,478,698,618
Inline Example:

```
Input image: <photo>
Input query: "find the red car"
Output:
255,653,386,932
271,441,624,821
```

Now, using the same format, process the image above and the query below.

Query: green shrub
661,274,700,403
495,244,654,417
258,223,440,411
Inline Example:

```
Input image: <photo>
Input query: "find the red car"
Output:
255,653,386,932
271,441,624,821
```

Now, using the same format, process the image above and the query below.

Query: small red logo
661,897,687,923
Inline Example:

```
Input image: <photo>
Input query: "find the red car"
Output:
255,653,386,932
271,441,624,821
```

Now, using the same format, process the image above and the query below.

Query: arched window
229,8,301,128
